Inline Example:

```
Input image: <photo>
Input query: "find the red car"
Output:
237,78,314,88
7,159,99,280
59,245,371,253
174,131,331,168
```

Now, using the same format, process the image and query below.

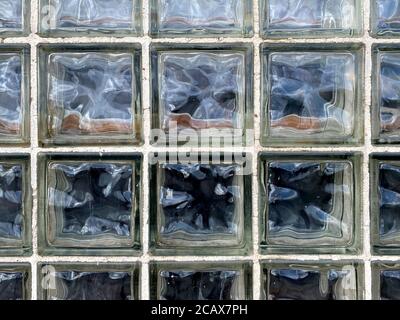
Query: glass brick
261,43,364,146
38,44,142,146
0,264,30,300
0,0,29,36
371,0,400,37
370,154,400,254
371,45,400,144
149,152,252,256
151,43,253,147
262,261,363,300
150,0,253,37
259,152,361,254
0,45,30,145
372,262,400,300
0,155,31,256
38,263,139,300
260,0,362,38
38,153,141,256
150,262,252,300
39,0,142,36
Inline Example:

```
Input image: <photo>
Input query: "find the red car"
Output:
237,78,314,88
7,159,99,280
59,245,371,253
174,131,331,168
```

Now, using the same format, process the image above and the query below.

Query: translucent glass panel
259,153,361,254
38,153,141,256
149,153,251,256
150,262,252,300
262,261,363,300
0,46,29,145
261,0,362,38
39,0,141,36
38,44,142,146
261,44,364,146
38,263,139,300
0,0,29,36
151,44,253,146
150,0,252,37
0,264,30,300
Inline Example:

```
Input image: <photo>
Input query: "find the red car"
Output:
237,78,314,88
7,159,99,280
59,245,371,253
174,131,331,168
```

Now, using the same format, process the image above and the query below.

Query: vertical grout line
140,0,151,300
362,0,373,300
252,0,262,300
29,0,39,300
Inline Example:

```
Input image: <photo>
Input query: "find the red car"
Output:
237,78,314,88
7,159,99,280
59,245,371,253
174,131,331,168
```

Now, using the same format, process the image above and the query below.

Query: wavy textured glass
265,161,354,248
263,51,357,144
372,0,400,36
46,162,134,248
376,52,400,142
159,52,245,132
42,0,139,34
156,163,243,247
151,263,249,300
264,264,359,300
377,163,400,246
47,52,134,140
0,272,24,300
0,0,23,31
380,270,400,299
42,269,134,300
0,54,22,138
0,164,23,245
262,0,360,37
153,0,249,36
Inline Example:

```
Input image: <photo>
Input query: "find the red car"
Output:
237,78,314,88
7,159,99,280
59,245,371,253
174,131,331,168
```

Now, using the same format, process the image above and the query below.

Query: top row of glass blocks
2,0,400,38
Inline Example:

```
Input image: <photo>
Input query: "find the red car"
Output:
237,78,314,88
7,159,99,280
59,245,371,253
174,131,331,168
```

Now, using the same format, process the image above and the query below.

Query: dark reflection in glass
159,270,239,300
0,164,23,240
158,163,242,246
381,270,400,300
0,272,24,300
47,162,133,247
268,267,357,300
266,161,353,246
378,163,400,242
47,271,132,300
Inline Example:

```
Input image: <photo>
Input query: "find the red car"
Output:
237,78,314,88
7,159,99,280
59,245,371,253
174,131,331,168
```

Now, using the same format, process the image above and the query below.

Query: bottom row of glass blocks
2,262,400,300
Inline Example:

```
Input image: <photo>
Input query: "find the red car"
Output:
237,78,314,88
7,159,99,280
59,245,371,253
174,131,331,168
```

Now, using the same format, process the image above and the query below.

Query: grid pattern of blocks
1,0,400,300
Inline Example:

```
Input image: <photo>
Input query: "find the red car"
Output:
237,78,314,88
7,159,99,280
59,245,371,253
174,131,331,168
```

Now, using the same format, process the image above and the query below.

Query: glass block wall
1,0,400,300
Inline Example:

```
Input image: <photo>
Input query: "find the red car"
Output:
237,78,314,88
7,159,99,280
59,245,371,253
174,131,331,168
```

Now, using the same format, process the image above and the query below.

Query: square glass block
39,0,141,36
151,44,253,147
261,44,364,146
259,153,361,254
0,0,29,36
0,46,29,145
38,44,142,146
260,0,362,38
371,0,400,37
0,156,31,256
371,46,400,144
38,153,141,256
38,263,139,300
149,153,252,256
372,262,400,300
150,262,252,300
369,154,400,254
0,264,30,300
262,261,363,300
150,0,253,37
